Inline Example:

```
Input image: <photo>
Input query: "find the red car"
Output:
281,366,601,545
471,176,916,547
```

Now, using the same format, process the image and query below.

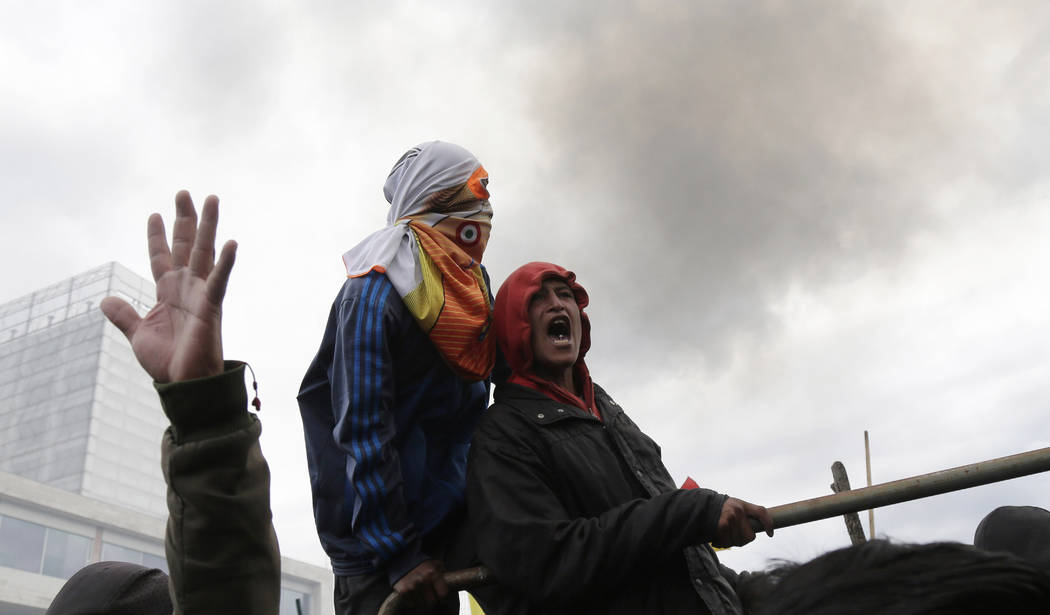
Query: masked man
466,262,772,615
299,141,496,614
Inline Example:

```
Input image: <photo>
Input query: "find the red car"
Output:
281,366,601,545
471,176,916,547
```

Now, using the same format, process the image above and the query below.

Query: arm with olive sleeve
158,362,281,615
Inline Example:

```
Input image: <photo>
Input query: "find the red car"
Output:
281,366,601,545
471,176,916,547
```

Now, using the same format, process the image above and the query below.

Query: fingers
749,503,775,537
100,297,141,341
431,571,449,600
147,213,172,282
419,582,438,607
392,560,447,607
206,240,237,307
189,194,219,278
733,511,758,546
715,497,763,548
170,190,199,269
415,567,446,606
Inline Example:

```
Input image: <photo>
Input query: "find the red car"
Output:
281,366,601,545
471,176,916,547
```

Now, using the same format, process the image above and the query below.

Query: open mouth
547,316,571,344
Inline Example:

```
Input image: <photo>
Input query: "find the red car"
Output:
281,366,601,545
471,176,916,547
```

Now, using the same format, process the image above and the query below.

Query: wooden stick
865,430,874,538
830,461,866,545
760,445,1050,531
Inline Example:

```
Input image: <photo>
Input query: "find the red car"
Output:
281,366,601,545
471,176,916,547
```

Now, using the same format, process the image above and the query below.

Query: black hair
755,540,1050,615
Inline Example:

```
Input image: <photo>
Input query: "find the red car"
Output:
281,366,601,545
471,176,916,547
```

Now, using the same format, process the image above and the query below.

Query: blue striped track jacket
298,271,490,583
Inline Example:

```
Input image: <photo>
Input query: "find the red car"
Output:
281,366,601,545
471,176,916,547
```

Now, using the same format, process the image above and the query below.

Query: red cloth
494,262,599,418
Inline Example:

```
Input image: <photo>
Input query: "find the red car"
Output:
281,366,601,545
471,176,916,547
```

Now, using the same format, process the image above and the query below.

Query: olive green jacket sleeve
156,362,281,615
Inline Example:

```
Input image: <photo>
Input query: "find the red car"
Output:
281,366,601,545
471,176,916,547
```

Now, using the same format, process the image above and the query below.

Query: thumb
100,297,142,341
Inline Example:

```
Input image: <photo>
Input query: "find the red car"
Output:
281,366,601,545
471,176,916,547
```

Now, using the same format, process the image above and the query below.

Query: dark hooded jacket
465,262,743,615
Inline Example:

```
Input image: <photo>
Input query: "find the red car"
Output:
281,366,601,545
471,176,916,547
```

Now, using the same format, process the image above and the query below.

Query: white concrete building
0,263,333,615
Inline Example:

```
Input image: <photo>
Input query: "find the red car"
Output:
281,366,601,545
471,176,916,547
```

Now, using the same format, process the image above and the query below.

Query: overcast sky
4,0,1050,578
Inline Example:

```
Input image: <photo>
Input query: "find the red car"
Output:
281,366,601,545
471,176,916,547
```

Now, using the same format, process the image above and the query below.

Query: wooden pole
864,430,874,539
760,445,1050,530
830,461,866,545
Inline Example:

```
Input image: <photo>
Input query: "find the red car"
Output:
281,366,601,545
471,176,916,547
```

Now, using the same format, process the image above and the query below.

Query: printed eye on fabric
457,221,480,245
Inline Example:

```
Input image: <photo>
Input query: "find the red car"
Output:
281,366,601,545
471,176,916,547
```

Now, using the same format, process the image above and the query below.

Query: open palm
101,191,236,383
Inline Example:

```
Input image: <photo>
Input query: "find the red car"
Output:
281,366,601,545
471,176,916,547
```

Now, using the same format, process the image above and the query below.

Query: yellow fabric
404,221,496,381
400,233,444,333
468,593,486,614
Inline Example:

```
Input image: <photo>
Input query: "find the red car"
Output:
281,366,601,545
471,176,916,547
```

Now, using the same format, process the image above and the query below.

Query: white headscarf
341,141,485,295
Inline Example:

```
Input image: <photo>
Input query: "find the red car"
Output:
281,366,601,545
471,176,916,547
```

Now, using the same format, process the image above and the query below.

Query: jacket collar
495,382,624,425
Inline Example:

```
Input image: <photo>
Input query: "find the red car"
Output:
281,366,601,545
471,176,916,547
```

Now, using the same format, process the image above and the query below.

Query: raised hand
101,190,236,383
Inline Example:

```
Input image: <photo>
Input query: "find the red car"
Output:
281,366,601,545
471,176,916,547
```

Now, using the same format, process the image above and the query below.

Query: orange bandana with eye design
405,218,494,381
402,167,494,381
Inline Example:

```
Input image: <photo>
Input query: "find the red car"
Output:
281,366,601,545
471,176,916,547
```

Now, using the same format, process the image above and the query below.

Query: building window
42,527,92,579
142,552,168,572
280,587,310,615
101,541,169,574
0,515,46,573
101,541,140,564
0,514,91,579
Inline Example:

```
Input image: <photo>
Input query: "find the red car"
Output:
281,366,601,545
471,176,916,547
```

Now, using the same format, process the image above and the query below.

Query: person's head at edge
494,262,593,404
46,561,171,615
974,505,1050,574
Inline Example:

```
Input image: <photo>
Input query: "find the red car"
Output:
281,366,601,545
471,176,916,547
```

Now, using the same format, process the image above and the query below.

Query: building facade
0,263,333,615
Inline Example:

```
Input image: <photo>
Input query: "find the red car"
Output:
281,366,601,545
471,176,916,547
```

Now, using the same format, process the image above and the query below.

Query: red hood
494,262,597,415
494,262,591,374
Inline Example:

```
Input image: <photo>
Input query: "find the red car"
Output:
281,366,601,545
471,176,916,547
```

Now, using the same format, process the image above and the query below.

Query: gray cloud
140,2,294,140
480,1,1049,375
